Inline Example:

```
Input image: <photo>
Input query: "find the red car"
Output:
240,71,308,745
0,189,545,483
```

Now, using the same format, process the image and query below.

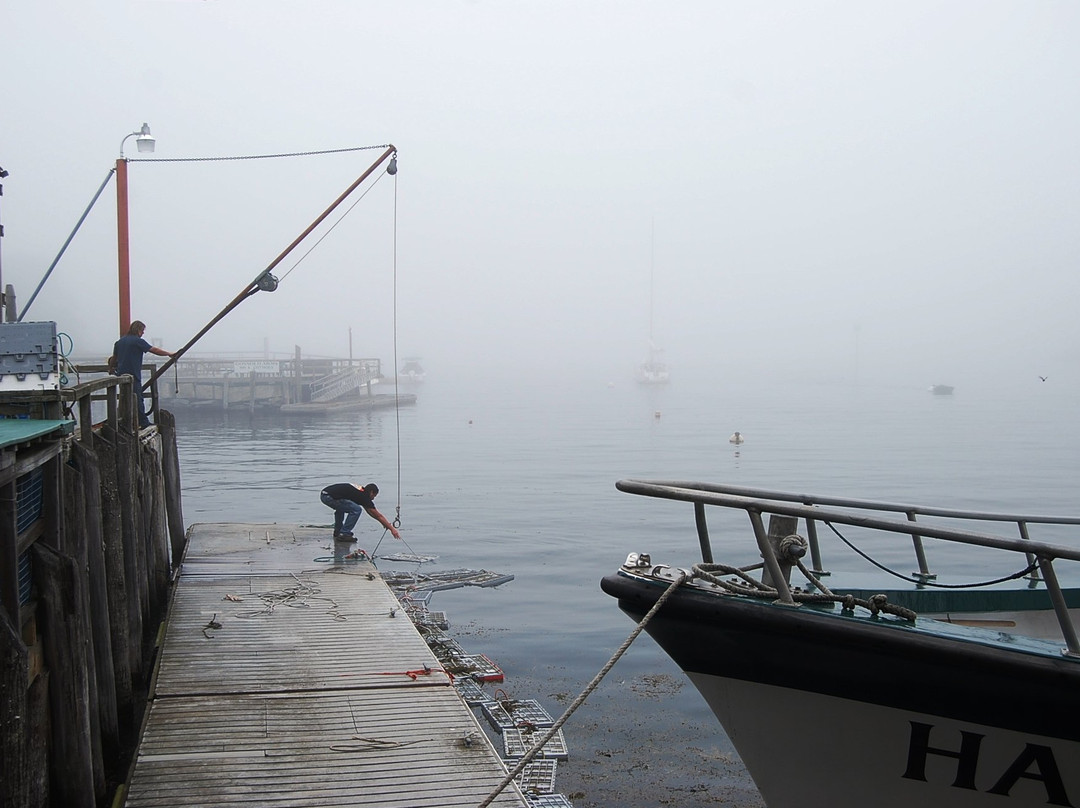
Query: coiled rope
691,559,918,620
476,571,690,808
231,575,346,621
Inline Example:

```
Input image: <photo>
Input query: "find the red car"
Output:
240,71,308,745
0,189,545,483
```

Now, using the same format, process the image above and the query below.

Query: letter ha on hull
689,674,1076,807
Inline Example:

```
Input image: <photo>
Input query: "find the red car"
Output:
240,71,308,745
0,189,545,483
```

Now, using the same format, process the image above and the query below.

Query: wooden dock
121,523,529,807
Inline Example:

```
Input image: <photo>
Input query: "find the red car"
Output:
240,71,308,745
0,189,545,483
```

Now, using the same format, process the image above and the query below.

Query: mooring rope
476,572,690,808
690,561,918,620
229,575,345,620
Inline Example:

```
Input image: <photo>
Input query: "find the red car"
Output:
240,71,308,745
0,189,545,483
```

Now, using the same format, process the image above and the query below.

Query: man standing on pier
110,319,175,428
320,482,402,541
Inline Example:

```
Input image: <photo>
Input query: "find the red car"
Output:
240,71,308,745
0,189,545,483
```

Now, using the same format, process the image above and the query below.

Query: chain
130,144,394,163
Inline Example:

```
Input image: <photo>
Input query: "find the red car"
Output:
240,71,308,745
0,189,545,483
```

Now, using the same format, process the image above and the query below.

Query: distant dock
279,392,415,415
121,523,529,807
150,353,416,414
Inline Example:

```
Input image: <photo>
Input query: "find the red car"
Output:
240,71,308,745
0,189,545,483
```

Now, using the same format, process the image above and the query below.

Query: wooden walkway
122,524,529,808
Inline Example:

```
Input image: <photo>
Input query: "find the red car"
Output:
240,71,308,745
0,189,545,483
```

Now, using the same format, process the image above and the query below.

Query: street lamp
116,123,155,334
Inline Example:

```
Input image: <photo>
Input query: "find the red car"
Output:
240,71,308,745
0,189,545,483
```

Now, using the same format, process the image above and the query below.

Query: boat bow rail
615,479,1080,656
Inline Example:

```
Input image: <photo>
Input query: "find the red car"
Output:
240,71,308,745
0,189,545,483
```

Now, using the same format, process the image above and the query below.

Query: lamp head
135,123,156,154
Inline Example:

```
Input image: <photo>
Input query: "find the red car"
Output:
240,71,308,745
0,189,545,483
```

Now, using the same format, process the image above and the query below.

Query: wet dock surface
123,523,528,807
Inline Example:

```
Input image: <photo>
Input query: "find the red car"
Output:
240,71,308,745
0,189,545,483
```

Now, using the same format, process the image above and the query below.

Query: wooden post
26,673,49,804
157,410,187,565
148,371,160,427
0,608,29,808
79,395,93,444
106,383,117,428
117,376,134,434
69,440,120,767
113,425,146,678
93,429,134,729
294,345,302,404
62,459,106,797
32,543,97,808
140,434,171,619
0,477,16,627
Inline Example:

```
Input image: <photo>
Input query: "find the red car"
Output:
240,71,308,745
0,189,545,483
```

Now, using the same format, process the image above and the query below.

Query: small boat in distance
637,346,670,385
602,480,1080,808
399,357,426,382
930,384,954,395
637,221,669,385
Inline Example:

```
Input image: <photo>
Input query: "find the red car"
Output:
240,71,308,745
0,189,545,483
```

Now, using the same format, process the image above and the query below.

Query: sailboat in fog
637,224,669,385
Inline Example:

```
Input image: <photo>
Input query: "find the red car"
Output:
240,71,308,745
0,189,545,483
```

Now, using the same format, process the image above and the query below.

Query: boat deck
123,523,528,807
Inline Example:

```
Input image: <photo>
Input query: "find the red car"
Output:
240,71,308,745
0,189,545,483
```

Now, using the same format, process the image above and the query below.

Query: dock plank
155,568,439,696
124,523,528,807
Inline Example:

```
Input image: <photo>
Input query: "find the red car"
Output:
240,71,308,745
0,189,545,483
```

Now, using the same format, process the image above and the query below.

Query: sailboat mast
649,217,655,348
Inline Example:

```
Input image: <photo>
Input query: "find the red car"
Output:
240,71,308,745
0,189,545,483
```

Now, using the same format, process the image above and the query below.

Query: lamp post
0,165,7,322
116,123,155,334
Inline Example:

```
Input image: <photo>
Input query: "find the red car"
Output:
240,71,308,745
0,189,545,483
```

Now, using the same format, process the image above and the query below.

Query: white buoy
729,431,744,444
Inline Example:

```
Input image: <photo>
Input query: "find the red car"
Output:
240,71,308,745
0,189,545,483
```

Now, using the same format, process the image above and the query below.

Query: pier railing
309,360,381,402
72,355,384,411
0,373,184,808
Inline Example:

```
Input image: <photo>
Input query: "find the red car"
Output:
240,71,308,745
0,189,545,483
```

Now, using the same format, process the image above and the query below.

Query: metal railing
616,479,1080,656
73,364,162,430
308,360,381,402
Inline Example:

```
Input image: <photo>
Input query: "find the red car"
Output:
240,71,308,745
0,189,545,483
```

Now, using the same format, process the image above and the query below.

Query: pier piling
0,371,184,807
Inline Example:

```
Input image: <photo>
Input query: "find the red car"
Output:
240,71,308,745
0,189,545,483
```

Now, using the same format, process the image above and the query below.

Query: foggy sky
3,1,1079,389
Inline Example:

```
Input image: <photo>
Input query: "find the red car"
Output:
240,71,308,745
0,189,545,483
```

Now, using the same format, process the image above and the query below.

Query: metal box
0,321,59,391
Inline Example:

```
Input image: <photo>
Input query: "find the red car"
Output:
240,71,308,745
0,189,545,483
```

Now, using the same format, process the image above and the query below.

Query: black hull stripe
601,572,1080,742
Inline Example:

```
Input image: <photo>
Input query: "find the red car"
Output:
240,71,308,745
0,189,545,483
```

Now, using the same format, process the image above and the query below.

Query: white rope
476,572,690,808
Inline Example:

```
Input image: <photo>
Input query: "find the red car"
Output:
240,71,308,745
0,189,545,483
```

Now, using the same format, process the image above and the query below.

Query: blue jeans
321,491,365,534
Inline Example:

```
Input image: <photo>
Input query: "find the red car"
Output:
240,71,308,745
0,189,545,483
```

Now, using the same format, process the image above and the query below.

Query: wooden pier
121,524,529,808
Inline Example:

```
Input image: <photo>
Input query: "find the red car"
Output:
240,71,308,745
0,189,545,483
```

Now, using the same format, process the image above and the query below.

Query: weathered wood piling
0,372,184,808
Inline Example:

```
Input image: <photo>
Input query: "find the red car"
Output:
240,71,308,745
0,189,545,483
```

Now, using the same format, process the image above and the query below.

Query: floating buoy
654,411,661,419
729,431,744,444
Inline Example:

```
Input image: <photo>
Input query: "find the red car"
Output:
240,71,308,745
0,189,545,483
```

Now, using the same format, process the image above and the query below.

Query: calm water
171,371,1080,807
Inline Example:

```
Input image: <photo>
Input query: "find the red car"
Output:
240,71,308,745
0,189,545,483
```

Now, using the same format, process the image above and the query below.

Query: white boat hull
690,672,1079,807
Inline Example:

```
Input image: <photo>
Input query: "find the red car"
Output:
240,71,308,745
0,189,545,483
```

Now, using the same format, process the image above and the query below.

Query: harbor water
172,368,1080,807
